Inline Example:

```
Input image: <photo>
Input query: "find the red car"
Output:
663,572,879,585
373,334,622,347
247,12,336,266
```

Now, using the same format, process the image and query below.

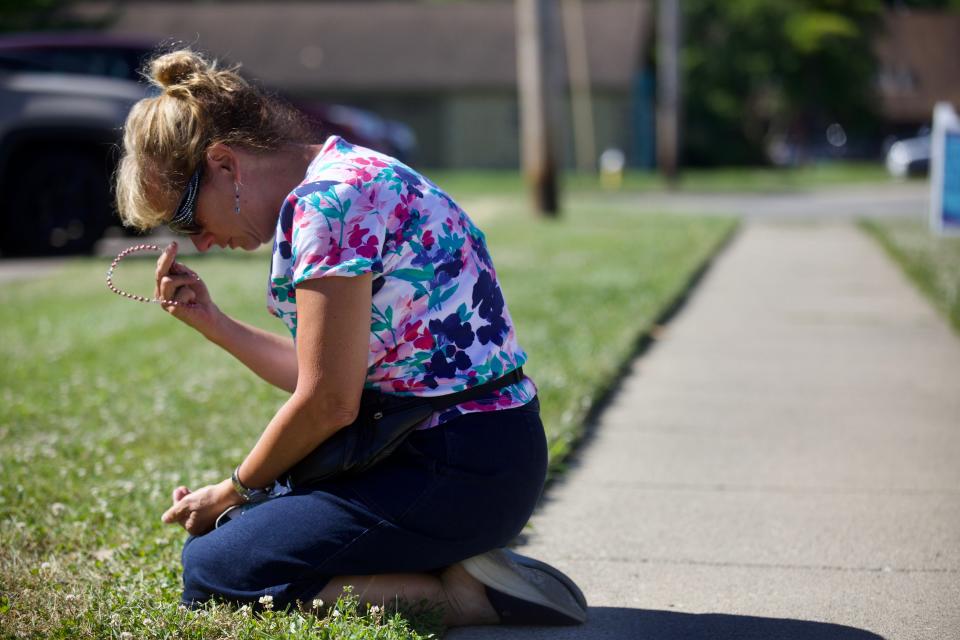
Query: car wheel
1,146,113,256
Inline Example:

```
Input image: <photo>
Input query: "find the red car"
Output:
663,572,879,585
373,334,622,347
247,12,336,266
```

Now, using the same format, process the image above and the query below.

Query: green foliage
0,195,735,637
680,0,886,165
0,0,115,34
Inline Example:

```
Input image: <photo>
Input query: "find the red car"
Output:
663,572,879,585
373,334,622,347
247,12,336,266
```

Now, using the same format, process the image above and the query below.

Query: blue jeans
180,396,547,610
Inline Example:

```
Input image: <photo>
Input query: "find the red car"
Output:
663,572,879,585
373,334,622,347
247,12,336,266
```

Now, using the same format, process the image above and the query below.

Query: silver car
885,134,930,179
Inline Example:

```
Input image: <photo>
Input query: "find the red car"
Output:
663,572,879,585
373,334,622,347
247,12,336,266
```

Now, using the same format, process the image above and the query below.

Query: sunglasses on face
167,165,204,236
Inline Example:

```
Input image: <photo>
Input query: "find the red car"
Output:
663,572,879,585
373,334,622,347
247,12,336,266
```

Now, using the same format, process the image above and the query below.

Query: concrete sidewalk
449,220,960,640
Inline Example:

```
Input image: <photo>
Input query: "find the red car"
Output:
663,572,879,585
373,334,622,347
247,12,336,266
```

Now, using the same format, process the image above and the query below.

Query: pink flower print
358,188,377,214
347,223,367,249
350,163,375,185
401,319,423,343
415,329,434,351
459,399,496,411
348,225,379,259
345,164,374,190
293,201,310,229
357,236,379,259
393,201,410,226
401,320,435,350
356,157,388,169
324,236,343,265
421,229,435,250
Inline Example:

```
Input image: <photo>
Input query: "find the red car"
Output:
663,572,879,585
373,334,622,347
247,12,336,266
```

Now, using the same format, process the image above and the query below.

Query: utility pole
657,0,682,185
517,0,561,216
562,0,596,173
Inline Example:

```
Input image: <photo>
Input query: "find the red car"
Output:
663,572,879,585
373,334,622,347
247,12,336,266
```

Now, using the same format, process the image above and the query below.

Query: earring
234,182,241,215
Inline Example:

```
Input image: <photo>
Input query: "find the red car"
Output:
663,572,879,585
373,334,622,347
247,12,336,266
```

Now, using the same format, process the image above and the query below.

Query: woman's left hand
161,479,243,535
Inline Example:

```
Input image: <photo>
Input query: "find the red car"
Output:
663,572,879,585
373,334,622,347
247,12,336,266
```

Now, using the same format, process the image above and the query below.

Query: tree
681,0,886,166
0,0,115,34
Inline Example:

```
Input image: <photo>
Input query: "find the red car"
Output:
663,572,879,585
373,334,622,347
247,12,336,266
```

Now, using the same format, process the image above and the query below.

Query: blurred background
0,0,958,255
2,5,959,636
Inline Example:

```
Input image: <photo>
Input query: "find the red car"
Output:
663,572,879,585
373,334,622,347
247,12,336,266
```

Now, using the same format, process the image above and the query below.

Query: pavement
600,180,930,221
449,214,960,639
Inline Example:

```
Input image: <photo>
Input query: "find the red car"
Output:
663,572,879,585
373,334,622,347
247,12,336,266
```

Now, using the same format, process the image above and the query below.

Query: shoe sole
501,548,588,611
460,549,588,624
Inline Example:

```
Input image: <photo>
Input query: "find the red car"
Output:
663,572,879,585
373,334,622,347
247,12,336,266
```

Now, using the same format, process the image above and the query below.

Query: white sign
930,102,960,236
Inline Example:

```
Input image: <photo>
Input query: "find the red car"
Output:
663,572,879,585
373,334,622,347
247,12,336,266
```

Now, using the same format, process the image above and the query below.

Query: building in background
874,8,960,138
73,0,650,169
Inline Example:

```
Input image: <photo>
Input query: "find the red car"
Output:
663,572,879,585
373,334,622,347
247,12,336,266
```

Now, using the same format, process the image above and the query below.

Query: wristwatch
231,465,266,502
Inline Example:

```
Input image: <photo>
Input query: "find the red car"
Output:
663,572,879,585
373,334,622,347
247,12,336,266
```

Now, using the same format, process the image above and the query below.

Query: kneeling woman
115,48,587,628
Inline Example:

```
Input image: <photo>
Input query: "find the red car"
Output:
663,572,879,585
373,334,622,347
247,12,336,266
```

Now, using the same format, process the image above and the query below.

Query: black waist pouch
280,367,525,488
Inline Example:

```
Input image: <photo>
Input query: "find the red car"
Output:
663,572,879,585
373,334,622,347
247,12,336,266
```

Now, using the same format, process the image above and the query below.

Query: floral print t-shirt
267,135,538,430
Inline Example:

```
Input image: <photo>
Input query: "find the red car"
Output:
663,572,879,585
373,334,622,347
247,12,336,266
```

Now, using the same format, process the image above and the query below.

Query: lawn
427,161,894,200
860,215,960,335
0,199,737,638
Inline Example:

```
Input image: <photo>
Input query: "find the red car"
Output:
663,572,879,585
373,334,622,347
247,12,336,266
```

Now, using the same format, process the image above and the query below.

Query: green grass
0,201,737,638
426,161,893,199
860,215,960,335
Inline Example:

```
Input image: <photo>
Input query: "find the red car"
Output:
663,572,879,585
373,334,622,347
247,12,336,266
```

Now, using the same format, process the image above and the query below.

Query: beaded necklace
106,244,199,307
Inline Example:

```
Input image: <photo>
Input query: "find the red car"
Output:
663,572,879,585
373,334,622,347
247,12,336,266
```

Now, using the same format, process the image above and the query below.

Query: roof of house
76,0,650,93
874,9,960,123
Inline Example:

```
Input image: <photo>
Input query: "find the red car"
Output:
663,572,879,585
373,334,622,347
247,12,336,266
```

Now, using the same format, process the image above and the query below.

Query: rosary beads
106,243,199,307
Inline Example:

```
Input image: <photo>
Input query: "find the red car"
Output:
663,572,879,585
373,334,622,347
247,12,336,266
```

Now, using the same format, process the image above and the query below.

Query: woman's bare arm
203,314,299,394
160,273,372,533
237,272,373,488
154,243,299,393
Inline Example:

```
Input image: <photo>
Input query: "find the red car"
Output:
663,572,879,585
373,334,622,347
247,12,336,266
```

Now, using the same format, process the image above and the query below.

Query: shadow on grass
447,607,884,639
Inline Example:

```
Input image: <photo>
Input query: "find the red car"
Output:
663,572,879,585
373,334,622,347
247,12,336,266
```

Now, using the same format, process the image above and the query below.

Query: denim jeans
180,396,547,610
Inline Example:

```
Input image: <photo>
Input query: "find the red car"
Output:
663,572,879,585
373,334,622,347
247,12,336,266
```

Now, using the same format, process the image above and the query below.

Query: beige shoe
460,548,587,625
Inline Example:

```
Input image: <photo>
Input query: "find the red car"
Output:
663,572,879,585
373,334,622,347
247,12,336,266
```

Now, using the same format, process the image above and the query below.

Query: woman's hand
161,479,243,536
155,242,224,337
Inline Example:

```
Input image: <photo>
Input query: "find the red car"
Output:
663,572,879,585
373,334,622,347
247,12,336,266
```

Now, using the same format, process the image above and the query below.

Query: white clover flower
50,502,66,516
120,633,133,640
258,595,274,610
39,561,51,571
331,608,341,618
370,605,381,614
312,598,324,609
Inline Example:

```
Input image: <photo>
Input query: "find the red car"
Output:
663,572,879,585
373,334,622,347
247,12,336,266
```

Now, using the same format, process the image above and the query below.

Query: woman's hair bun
149,49,208,89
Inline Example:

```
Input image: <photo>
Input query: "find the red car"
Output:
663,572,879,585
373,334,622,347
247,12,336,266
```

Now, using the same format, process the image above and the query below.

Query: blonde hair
115,48,310,231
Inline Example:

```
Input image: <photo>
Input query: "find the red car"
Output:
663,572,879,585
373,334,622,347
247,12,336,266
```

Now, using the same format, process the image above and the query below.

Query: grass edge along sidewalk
0,208,738,639
859,217,960,336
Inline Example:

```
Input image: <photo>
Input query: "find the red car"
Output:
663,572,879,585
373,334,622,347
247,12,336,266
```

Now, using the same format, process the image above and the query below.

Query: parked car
0,70,147,256
0,34,417,159
884,134,930,178
0,33,417,256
